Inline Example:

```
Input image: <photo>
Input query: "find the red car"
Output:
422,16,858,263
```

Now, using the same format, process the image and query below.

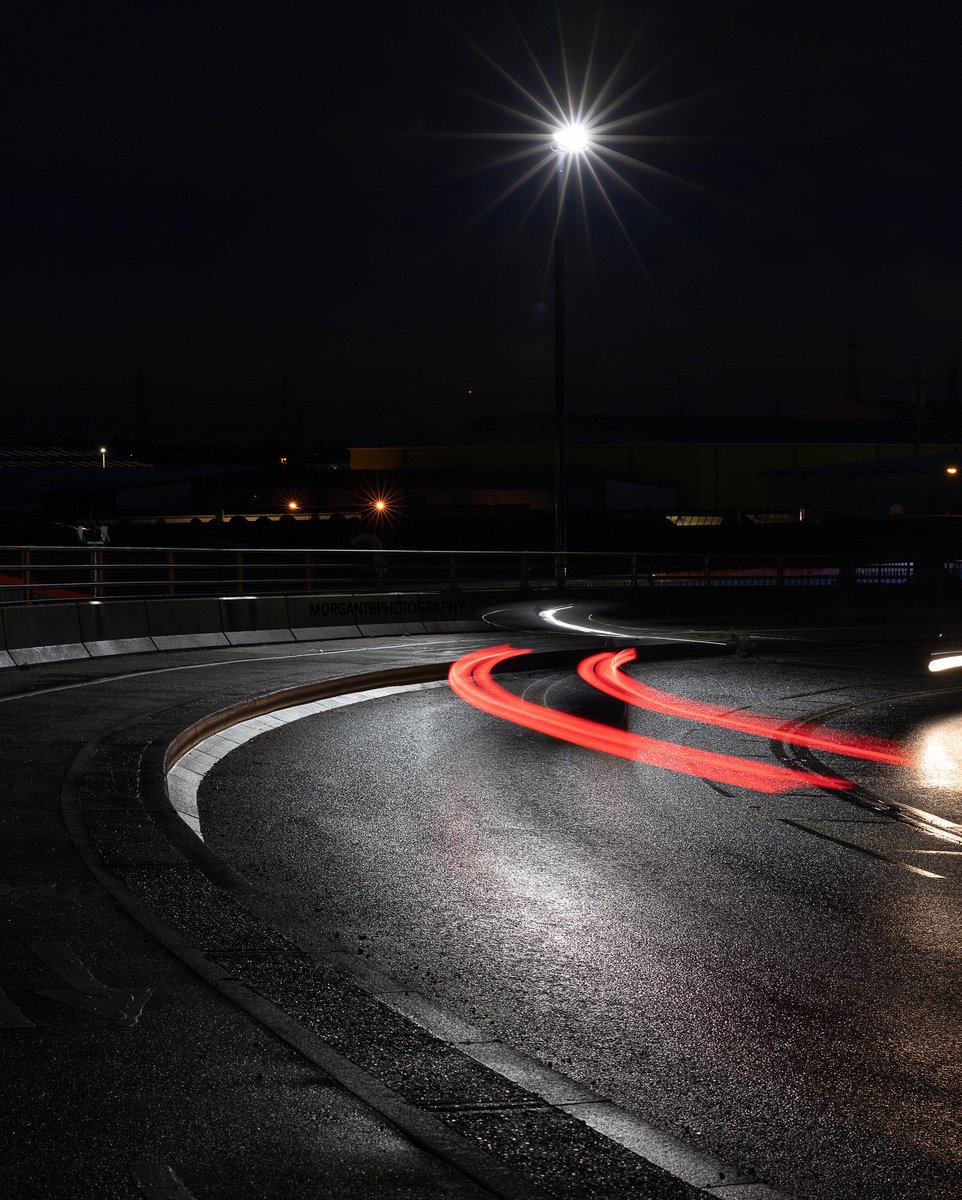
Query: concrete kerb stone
2,601,90,666
148,645,782,1200
146,597,230,651
162,662,452,771
286,593,362,641
78,599,155,658
218,595,294,646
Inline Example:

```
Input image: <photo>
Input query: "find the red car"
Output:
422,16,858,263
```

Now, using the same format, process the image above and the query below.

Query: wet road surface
198,640,962,1200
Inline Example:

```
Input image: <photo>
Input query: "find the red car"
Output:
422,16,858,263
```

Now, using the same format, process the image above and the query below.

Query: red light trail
448,645,854,795
578,648,910,766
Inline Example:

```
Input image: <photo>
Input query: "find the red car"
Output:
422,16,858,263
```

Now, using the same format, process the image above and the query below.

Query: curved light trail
448,645,852,795
538,604,727,643
579,647,911,767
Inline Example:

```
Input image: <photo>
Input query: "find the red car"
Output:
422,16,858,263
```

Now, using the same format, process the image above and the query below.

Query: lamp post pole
549,121,589,582
553,158,567,573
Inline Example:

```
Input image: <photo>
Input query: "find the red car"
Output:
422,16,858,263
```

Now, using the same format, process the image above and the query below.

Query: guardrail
0,545,953,605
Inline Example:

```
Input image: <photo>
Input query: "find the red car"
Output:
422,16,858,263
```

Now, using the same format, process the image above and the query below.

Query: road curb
62,644,792,1200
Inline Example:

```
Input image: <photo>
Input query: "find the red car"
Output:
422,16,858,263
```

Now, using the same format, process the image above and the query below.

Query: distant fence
0,545,955,605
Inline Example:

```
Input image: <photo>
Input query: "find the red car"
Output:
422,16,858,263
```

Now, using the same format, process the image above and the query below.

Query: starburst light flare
551,120,591,156
429,8,745,273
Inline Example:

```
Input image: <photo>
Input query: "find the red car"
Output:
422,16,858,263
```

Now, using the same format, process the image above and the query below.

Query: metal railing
0,546,954,605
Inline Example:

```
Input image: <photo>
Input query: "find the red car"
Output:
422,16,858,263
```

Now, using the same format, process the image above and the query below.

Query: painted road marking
129,1161,197,1198
0,636,481,707
32,942,152,1025
368,984,786,1195
782,820,945,879
0,986,34,1028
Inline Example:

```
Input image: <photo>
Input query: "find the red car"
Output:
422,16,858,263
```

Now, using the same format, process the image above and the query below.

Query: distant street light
551,121,592,564
99,446,107,469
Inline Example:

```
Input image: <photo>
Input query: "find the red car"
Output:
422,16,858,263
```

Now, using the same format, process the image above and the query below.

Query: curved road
3,618,962,1199
194,632,962,1200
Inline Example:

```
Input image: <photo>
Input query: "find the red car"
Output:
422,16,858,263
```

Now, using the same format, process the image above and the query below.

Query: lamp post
99,446,107,469
550,121,590,574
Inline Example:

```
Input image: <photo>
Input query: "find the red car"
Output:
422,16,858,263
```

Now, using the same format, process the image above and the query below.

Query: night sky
6,2,961,448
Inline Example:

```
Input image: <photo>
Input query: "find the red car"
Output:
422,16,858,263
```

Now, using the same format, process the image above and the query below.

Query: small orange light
947,466,958,476
288,500,299,511
374,499,387,511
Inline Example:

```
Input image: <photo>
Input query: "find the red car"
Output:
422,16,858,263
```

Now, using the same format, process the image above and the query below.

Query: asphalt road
196,638,962,1200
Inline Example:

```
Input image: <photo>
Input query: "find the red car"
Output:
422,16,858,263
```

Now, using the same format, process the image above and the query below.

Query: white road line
782,820,945,879
0,987,34,1029
368,984,791,1196
0,636,481,706
129,1161,197,1199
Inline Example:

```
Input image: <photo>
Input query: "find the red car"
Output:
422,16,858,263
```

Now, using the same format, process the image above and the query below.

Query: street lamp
99,446,107,469
550,121,591,567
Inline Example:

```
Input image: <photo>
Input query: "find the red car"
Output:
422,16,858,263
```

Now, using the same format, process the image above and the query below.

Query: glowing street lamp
442,13,706,562
551,120,592,565
99,446,107,469
552,120,591,156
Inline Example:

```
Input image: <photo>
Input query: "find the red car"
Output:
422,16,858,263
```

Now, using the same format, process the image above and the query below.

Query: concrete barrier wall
417,591,498,634
146,598,230,651
352,593,428,637
219,596,294,646
286,594,362,641
79,600,155,657
2,602,90,666
0,590,502,668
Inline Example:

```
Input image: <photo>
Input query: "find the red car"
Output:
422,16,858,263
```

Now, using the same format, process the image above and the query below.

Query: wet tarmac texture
2,636,527,1200
3,627,962,1198
197,645,962,1199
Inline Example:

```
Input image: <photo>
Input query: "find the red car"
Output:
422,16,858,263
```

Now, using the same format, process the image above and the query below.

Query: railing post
165,551,175,597
93,548,104,599
235,551,244,595
376,552,385,592
305,552,314,593
21,548,32,603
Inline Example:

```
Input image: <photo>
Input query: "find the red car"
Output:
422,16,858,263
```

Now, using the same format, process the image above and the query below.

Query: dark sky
5,2,961,447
